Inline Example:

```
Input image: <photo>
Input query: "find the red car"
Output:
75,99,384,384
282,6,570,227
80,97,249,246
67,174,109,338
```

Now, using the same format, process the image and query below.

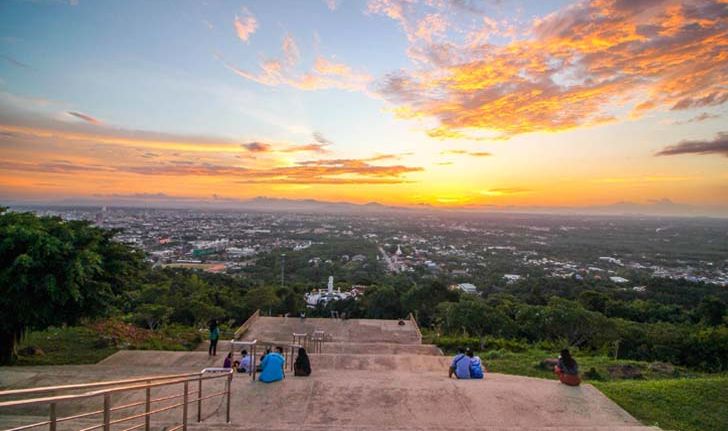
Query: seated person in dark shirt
553,349,581,386
294,347,311,376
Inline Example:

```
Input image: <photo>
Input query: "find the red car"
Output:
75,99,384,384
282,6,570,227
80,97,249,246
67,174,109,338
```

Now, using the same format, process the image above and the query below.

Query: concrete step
95,350,451,373
239,317,421,344
202,341,442,356
308,353,450,371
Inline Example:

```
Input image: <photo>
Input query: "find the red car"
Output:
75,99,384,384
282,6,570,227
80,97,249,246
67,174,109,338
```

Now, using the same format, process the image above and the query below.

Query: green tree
0,209,144,363
696,296,726,327
362,285,402,319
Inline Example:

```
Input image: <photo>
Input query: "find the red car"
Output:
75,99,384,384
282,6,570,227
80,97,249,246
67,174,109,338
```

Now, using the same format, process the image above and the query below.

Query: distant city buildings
452,283,478,294
304,276,359,308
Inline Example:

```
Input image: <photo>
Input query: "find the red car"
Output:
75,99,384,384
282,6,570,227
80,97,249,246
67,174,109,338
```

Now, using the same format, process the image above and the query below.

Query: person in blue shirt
259,346,286,383
208,320,220,356
448,347,470,379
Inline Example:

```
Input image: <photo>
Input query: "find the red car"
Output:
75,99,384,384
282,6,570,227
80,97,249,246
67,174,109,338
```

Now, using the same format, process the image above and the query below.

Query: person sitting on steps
223,352,233,368
237,349,251,374
449,347,470,379
259,346,285,383
467,350,484,379
294,347,311,376
554,349,581,386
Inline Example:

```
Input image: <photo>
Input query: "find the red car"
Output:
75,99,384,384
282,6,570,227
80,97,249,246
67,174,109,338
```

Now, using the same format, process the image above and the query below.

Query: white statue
327,276,334,294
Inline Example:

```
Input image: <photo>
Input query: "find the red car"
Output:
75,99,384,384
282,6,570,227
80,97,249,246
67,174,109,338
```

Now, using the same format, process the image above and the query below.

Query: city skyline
1,0,727,214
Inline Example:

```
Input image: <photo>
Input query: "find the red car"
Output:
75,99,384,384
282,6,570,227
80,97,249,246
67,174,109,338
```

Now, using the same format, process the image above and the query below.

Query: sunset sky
0,0,726,213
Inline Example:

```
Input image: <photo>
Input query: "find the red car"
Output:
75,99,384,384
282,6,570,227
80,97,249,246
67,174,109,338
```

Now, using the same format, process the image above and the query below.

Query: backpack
470,360,484,379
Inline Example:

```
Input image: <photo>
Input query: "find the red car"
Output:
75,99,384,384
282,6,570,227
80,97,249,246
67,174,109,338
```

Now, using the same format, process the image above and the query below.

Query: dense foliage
0,209,145,363
2,209,726,372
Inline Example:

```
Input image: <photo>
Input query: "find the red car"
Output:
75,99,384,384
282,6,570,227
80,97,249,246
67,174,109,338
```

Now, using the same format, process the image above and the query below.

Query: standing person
448,347,470,379
208,319,220,356
294,347,311,376
259,346,285,383
554,349,581,386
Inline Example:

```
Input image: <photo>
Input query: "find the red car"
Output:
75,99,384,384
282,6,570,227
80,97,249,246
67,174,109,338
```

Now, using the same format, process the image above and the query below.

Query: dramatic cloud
656,132,728,157
373,0,728,138
235,158,423,184
222,34,372,92
234,8,258,43
0,157,422,185
67,111,103,125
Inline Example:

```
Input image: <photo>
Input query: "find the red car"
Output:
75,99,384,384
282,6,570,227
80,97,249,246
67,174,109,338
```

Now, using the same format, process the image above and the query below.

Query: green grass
594,376,728,431
14,326,118,366
478,348,697,382
14,321,204,366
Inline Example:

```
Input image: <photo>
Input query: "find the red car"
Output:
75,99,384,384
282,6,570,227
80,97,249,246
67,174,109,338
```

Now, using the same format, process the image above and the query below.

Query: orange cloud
224,52,372,92
376,0,728,138
234,8,258,43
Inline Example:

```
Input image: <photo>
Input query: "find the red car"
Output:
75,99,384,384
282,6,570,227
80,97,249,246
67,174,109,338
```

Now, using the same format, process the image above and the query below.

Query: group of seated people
448,347,485,379
449,347,580,386
223,346,312,383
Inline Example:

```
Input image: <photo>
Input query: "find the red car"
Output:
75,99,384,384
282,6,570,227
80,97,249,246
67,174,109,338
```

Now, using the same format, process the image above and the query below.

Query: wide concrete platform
204,370,655,431
0,316,659,431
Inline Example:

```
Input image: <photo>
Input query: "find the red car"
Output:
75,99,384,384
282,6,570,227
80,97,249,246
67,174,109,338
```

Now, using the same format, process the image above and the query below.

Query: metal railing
0,368,233,431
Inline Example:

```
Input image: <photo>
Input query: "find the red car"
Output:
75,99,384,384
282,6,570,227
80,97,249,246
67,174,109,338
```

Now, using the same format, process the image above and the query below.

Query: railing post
103,394,111,431
197,375,202,423
225,373,232,423
145,381,151,431
49,402,56,431
182,382,189,431
252,344,257,381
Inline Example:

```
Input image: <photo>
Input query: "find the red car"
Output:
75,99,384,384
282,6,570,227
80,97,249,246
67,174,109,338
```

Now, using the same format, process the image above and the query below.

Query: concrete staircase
0,316,661,431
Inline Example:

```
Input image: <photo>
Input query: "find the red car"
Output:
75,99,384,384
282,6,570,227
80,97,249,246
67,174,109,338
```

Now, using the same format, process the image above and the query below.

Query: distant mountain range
3,194,727,218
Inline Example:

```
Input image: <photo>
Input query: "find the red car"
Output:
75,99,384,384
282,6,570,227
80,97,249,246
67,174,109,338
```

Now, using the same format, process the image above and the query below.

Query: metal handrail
0,373,203,398
0,368,233,431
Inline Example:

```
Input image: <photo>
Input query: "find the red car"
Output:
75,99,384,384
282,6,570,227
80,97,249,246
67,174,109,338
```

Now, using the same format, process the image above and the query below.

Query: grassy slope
15,326,118,366
14,322,205,366
472,349,727,431
594,377,728,431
